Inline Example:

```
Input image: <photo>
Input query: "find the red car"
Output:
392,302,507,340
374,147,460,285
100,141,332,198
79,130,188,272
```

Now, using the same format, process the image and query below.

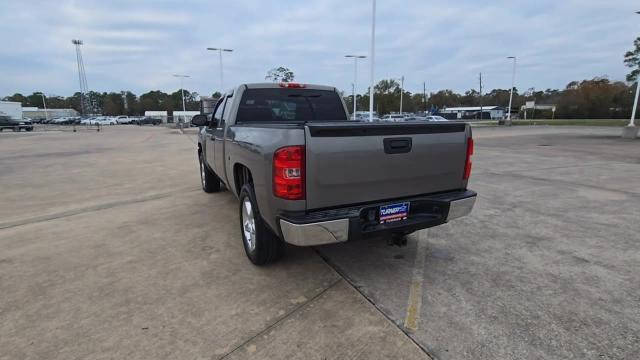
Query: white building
173,111,201,124
441,106,505,120
144,111,168,123
0,101,22,119
22,107,78,120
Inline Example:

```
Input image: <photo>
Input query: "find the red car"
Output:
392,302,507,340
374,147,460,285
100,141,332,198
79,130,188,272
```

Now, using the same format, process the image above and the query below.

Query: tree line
343,77,638,119
2,77,637,119
2,90,215,116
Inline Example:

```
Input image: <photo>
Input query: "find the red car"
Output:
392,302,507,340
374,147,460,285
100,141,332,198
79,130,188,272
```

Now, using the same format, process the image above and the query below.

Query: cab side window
220,95,233,128
211,98,225,128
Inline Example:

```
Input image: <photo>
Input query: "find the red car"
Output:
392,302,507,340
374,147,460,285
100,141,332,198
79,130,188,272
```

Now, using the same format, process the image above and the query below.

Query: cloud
0,0,637,98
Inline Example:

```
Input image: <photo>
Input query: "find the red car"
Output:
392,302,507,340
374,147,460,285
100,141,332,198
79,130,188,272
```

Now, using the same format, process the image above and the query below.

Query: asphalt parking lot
1,125,638,359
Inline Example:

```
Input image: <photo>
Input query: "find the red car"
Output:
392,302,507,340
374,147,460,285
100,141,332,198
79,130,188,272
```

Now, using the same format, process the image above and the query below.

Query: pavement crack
214,277,342,360
0,187,200,230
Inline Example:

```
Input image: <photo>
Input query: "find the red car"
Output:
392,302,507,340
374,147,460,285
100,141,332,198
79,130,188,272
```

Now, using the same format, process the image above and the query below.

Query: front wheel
239,184,284,265
199,153,220,193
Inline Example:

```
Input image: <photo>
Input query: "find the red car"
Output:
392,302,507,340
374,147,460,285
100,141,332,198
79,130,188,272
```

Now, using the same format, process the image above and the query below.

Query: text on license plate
379,202,410,224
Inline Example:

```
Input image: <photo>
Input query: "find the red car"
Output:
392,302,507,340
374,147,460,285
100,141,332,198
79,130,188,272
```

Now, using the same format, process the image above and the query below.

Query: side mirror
191,114,208,127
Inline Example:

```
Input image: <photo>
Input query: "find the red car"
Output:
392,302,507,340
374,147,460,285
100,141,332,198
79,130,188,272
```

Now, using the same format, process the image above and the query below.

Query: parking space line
404,230,428,332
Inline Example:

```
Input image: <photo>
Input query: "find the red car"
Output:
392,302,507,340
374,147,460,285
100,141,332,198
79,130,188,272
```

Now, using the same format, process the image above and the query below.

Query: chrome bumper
280,193,476,246
279,218,349,246
446,196,476,221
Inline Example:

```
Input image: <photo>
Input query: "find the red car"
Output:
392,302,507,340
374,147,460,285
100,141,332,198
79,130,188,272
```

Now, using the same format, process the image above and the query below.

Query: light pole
399,75,405,115
622,11,640,139
206,47,233,91
368,0,376,122
630,78,640,127
507,56,517,124
345,55,366,119
173,74,190,125
36,92,48,121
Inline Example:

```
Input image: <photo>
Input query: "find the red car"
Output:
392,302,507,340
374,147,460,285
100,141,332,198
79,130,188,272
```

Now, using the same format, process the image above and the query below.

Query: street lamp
36,92,48,121
622,11,640,138
345,55,366,119
173,74,190,125
368,0,376,122
506,56,517,124
399,76,405,115
206,47,233,91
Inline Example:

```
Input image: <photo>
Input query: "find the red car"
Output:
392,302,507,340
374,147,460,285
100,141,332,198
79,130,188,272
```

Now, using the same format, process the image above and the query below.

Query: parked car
134,117,162,125
192,82,476,265
95,117,116,125
115,115,133,124
80,116,112,125
0,115,33,132
80,117,98,125
381,114,409,122
425,115,448,122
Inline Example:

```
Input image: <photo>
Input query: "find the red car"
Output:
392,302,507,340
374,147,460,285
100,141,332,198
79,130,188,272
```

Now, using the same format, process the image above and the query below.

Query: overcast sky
1,0,638,98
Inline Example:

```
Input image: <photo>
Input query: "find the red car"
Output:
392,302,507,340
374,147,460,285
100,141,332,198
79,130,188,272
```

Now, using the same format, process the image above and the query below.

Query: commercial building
22,107,79,120
440,106,505,120
144,111,168,123
0,101,22,119
173,111,201,124
200,96,220,114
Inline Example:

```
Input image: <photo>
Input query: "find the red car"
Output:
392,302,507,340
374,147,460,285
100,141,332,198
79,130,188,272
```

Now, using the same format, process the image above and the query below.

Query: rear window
236,88,348,123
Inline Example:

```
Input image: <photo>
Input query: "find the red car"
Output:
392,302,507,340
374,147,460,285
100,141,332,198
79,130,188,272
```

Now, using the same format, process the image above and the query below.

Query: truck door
213,95,231,185
205,98,225,169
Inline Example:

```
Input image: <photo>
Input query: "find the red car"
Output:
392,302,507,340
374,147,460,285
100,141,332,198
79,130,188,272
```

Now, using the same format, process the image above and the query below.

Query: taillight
279,82,306,88
463,137,474,180
273,146,305,200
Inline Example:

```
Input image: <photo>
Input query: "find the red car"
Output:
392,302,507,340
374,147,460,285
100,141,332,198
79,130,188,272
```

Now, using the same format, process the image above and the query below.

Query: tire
239,184,284,265
13,127,19,132
26,127,33,132
199,152,220,193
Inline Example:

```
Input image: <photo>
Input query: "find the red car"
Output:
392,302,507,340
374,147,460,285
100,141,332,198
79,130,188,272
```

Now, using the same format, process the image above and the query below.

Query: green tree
624,37,640,81
429,90,461,109
556,77,631,119
102,92,125,115
170,89,200,111
44,95,69,109
265,67,295,82
140,90,169,112
3,93,29,105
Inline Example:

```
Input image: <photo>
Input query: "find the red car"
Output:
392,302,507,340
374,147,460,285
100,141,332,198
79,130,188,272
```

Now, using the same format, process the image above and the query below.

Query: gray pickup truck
192,83,476,265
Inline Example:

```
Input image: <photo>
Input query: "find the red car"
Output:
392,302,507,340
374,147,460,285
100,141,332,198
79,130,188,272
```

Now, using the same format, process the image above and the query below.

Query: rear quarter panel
225,124,306,233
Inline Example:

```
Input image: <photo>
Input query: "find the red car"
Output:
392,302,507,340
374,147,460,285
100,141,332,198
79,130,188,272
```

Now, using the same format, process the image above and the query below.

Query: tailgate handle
384,137,412,154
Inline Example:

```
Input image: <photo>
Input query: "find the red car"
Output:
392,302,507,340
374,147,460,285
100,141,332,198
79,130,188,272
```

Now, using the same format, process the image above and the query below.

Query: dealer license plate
379,202,410,224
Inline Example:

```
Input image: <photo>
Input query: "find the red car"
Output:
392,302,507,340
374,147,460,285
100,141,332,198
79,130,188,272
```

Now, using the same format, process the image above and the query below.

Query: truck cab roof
240,83,337,92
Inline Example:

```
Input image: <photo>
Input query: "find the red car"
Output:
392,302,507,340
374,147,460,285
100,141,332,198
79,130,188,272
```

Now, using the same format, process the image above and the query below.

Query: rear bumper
278,189,476,246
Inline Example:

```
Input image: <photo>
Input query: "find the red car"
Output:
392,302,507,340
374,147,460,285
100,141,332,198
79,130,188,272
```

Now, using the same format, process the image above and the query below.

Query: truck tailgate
304,122,469,210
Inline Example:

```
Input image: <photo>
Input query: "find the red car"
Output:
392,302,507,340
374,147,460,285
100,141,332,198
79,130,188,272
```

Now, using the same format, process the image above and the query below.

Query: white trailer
0,101,23,120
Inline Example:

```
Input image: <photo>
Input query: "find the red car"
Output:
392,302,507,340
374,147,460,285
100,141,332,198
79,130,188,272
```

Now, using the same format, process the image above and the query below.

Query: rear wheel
199,152,220,193
239,184,284,265
13,126,19,132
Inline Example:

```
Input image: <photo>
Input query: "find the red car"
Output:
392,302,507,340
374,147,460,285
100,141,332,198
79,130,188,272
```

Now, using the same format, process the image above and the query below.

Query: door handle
383,137,412,154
